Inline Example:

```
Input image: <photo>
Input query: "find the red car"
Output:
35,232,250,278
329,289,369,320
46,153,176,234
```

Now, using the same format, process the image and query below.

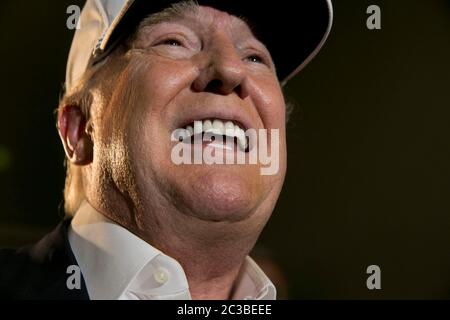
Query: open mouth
178,119,249,152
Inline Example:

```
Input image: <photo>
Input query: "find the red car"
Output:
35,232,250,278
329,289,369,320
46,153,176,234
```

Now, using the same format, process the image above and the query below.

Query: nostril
203,79,243,97
234,84,243,97
204,79,224,93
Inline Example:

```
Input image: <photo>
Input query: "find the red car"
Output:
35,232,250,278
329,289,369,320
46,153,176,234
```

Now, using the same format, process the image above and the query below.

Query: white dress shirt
68,200,276,300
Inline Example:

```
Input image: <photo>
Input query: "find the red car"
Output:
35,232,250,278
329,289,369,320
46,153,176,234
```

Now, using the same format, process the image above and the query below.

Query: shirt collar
68,200,276,300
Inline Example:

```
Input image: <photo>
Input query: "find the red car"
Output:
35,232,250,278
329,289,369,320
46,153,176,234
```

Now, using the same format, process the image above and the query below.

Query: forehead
136,3,257,41
186,5,251,31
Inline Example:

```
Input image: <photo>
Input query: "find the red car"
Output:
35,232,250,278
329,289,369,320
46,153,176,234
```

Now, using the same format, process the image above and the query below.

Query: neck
88,189,269,300
138,212,261,300
179,253,244,300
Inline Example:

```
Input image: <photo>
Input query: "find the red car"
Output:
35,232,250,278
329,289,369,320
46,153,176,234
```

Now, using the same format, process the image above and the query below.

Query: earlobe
57,105,93,165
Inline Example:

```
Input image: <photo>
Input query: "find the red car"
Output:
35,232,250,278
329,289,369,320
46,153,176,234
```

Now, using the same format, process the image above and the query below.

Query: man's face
92,5,287,227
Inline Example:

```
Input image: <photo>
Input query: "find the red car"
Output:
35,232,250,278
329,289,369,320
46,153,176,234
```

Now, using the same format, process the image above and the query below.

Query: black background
0,0,449,299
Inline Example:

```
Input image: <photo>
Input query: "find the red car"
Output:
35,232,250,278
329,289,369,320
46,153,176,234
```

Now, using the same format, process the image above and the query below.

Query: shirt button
154,267,170,284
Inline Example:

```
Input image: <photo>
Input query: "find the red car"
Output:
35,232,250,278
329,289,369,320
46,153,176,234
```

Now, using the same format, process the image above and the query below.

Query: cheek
250,78,287,171
131,56,198,135
120,58,197,170
136,56,197,104
109,57,188,138
266,93,286,131
248,77,286,130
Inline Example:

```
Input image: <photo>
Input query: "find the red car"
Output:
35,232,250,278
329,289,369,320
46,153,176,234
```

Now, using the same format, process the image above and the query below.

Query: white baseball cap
66,0,333,92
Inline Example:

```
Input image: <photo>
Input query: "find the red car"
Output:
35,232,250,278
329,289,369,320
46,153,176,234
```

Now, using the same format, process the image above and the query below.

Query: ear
57,105,93,165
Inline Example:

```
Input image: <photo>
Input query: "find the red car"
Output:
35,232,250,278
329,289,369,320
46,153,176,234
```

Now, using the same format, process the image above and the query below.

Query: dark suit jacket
0,218,90,299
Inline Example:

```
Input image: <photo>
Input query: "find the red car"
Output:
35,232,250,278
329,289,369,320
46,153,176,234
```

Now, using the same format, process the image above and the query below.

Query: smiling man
0,0,332,299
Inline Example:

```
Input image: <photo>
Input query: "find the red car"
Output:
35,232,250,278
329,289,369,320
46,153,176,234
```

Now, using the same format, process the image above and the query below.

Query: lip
173,105,259,133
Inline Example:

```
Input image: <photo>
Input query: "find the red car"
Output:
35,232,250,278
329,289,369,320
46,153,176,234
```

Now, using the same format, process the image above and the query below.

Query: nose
192,37,248,98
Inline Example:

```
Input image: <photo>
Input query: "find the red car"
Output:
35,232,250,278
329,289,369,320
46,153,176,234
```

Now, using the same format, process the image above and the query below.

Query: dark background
0,0,449,299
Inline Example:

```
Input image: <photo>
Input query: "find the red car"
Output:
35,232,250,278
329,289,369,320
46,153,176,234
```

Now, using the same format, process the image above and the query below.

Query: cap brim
98,0,333,85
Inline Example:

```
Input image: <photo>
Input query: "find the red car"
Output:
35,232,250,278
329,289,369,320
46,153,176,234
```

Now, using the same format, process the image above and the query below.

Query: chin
175,166,263,222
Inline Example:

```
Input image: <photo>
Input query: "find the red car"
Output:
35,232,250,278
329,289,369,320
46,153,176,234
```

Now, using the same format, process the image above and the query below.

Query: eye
245,54,265,64
158,38,183,47
149,33,199,60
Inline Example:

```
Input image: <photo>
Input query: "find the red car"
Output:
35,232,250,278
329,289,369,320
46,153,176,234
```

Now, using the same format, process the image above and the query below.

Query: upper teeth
184,119,247,150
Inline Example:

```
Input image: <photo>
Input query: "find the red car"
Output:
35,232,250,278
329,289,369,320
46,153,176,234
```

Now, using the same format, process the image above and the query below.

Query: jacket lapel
0,218,90,300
